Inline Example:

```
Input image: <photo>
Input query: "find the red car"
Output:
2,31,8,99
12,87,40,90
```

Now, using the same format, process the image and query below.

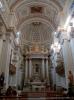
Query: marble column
25,59,28,81
46,58,49,81
52,67,56,88
15,63,18,88
42,58,45,79
70,29,74,75
29,58,32,79
0,35,4,73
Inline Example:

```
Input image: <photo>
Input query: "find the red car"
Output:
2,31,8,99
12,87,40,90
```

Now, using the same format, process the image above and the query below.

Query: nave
0,0,74,99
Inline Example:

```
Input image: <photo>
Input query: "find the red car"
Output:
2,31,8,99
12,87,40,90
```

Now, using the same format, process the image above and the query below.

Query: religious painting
9,64,16,75
31,6,43,13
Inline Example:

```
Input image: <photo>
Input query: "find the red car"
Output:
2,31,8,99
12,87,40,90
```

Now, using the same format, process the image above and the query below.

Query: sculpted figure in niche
35,64,39,73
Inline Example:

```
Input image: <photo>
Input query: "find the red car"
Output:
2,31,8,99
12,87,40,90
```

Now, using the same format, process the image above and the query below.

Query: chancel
0,0,74,99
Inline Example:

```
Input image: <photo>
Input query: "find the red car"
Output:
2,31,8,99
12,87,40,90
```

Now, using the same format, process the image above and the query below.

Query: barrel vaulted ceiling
6,0,67,46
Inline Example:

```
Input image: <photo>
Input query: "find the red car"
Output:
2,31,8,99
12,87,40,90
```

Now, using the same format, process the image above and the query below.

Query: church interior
0,0,74,99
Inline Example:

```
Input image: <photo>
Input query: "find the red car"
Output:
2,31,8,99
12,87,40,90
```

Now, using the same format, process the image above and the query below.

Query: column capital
58,31,70,45
3,32,13,43
59,37,70,45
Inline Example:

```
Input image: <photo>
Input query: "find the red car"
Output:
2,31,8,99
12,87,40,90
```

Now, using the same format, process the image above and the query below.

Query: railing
0,96,74,100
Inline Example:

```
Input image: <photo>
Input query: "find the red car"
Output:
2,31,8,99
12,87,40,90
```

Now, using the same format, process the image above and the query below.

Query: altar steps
20,91,66,99
0,90,73,100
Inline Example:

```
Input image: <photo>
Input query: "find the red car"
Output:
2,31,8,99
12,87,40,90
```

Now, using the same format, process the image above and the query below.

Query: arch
10,0,62,12
17,16,55,31
19,17,54,45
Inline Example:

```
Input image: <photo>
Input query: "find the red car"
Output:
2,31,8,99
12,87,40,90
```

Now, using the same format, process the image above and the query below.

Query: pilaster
70,27,74,73
59,31,74,89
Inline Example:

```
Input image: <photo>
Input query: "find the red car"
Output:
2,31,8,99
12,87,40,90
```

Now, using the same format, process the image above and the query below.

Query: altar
24,48,50,91
32,84,45,91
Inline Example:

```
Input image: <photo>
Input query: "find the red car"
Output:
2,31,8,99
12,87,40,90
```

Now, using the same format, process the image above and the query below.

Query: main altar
23,45,50,91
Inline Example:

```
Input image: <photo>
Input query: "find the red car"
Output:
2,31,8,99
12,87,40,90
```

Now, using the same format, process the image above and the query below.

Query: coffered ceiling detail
20,22,52,45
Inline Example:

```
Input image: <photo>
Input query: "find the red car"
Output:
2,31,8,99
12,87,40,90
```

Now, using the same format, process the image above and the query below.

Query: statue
35,64,39,73
68,70,74,96
68,70,74,85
